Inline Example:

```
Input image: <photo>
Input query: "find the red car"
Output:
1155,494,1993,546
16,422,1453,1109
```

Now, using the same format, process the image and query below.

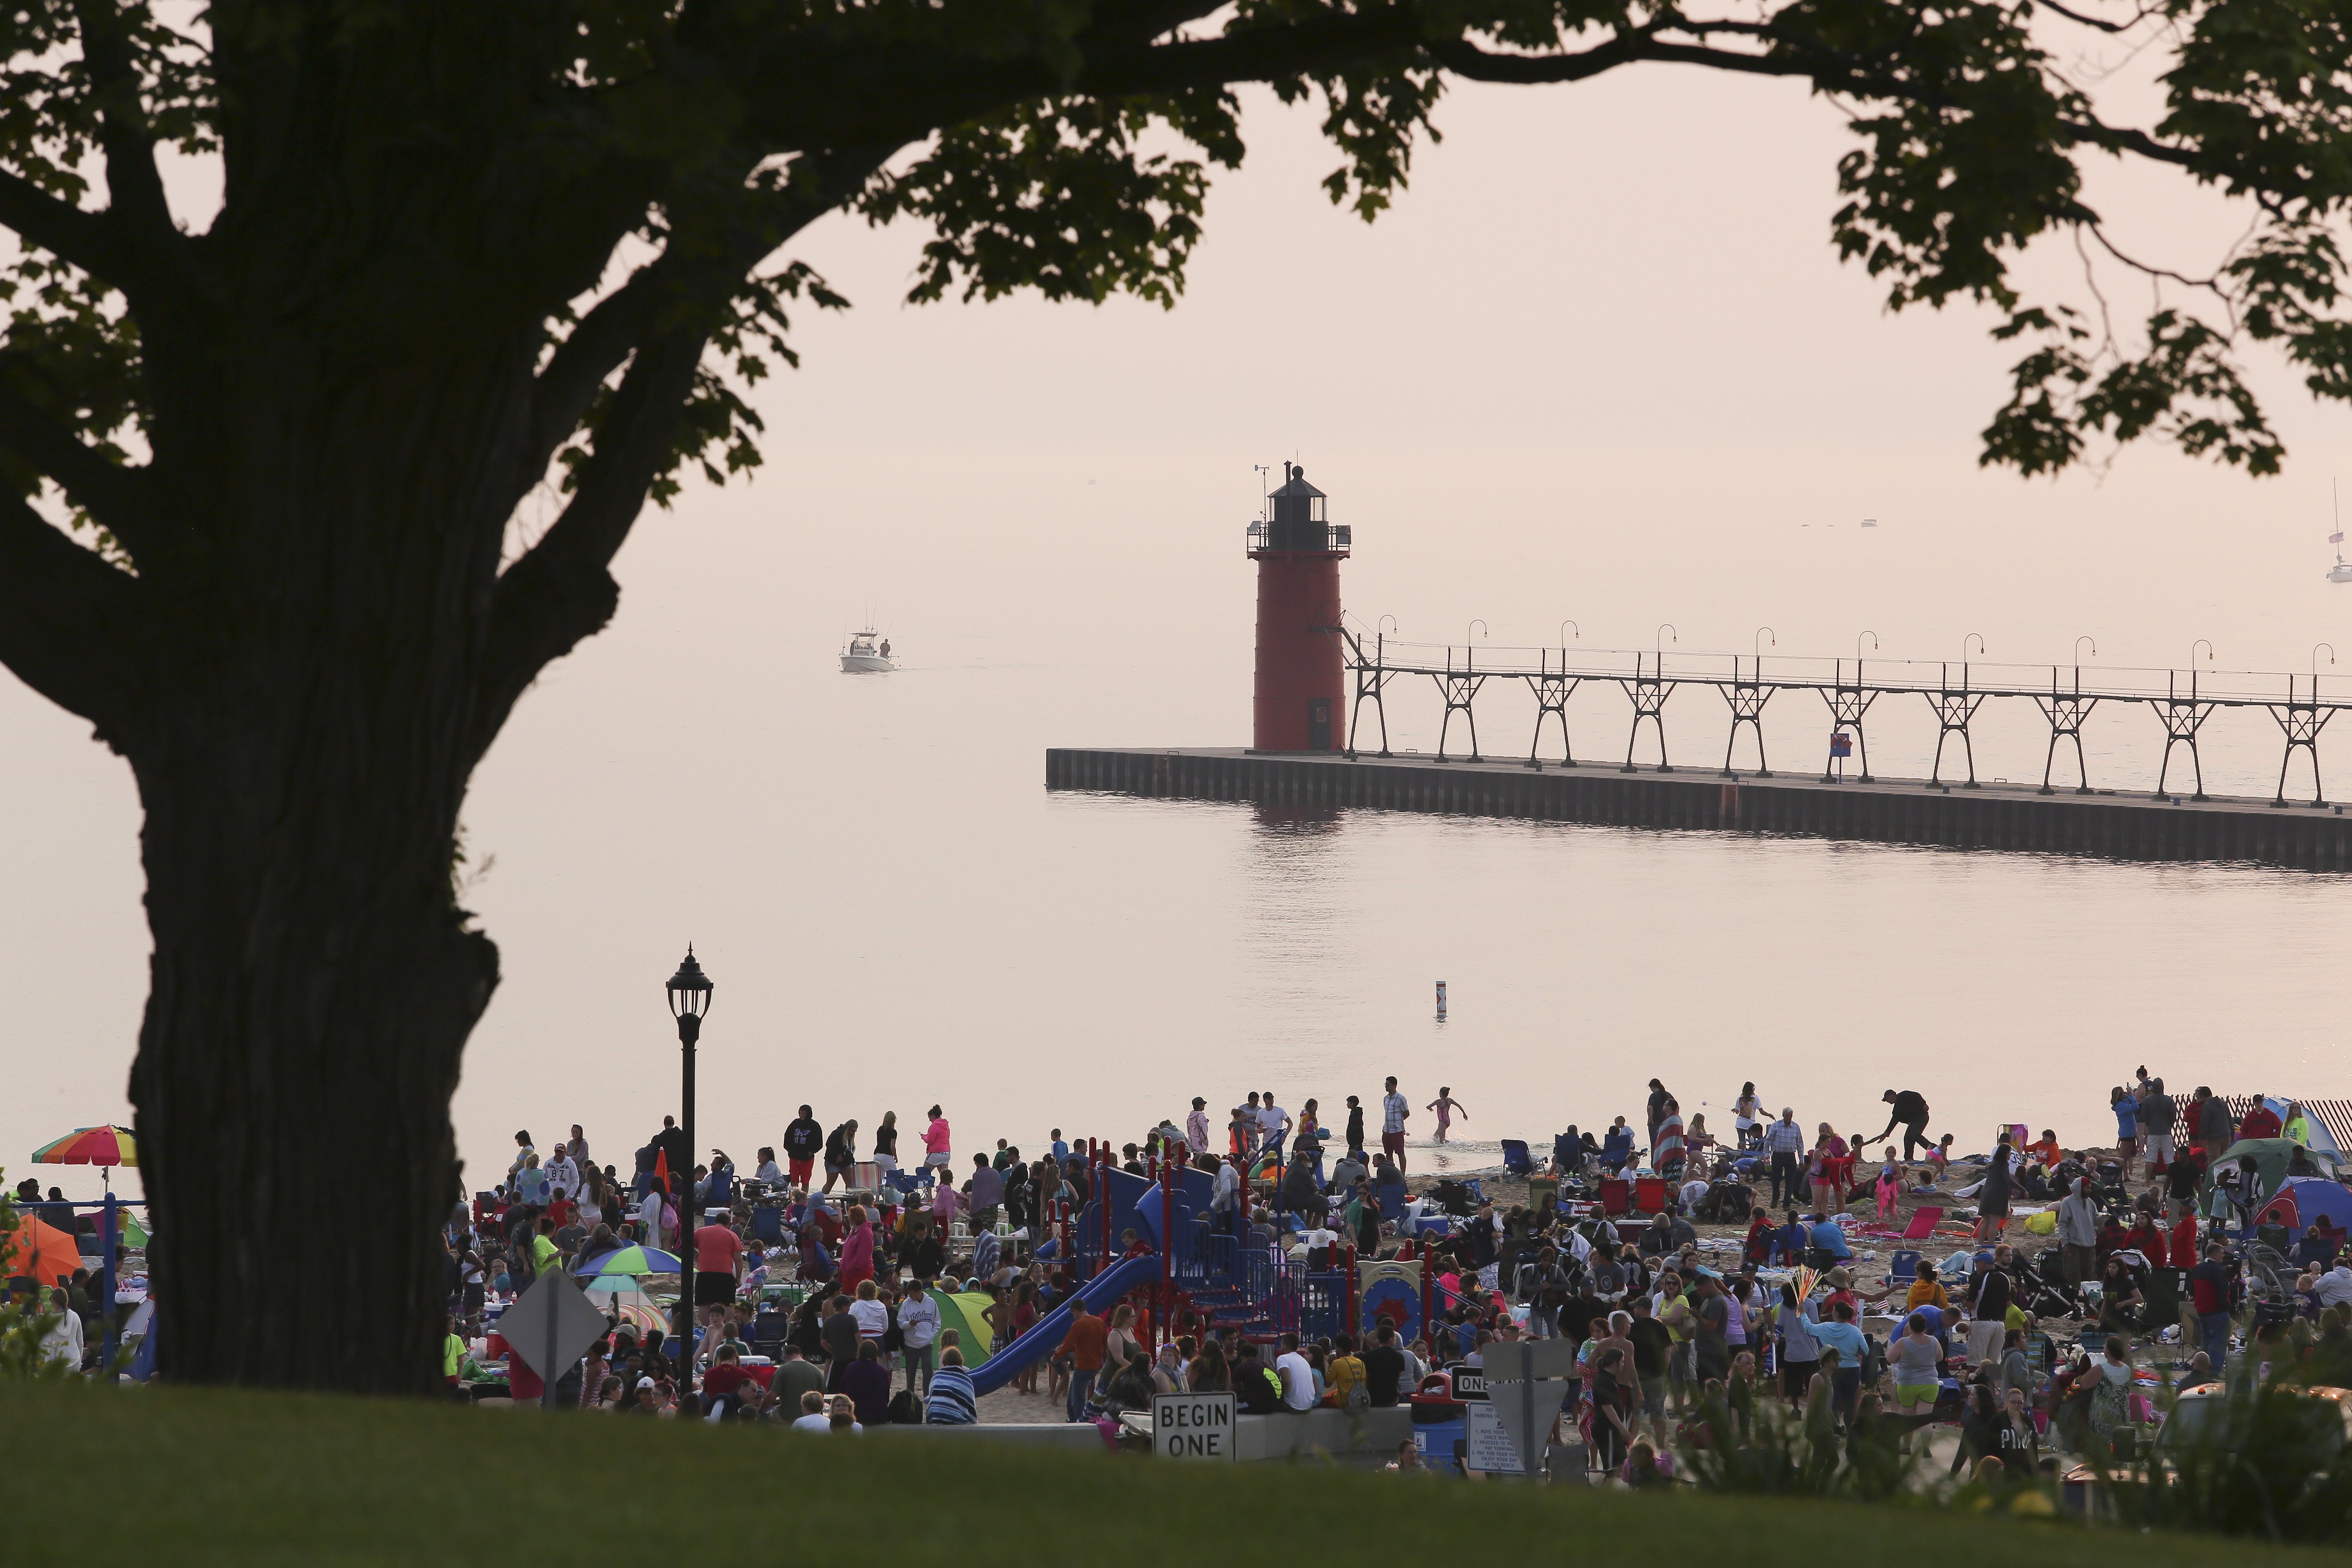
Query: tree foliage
0,0,2349,582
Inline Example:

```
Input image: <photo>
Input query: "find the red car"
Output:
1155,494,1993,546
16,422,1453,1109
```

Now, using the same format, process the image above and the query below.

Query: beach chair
1901,1206,1944,1240
1500,1140,1534,1176
1887,1249,1921,1286
1633,1176,1668,1215
750,1203,784,1244
1600,1178,1632,1216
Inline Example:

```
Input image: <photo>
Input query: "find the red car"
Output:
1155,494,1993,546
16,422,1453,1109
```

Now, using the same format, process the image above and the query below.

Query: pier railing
1337,629,2350,806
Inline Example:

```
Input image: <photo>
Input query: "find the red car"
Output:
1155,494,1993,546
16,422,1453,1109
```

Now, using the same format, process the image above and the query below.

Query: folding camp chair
1633,1177,1669,1215
1500,1140,1534,1176
1901,1206,1945,1240
1887,1248,1921,1286
1600,1178,1632,1216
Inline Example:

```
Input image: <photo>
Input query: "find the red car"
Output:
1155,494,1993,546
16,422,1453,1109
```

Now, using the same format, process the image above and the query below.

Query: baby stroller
2025,1247,2080,1318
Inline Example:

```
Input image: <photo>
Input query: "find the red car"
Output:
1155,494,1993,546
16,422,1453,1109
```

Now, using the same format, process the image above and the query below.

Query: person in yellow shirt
1326,1332,1367,1407
1905,1272,1952,1314
442,1313,468,1391
530,1215,563,1281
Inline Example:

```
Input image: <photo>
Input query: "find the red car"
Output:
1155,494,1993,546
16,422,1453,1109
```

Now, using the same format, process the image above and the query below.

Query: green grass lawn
5,1380,2345,1566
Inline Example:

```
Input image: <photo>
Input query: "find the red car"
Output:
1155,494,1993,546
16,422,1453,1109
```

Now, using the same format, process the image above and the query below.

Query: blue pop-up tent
2253,1175,2352,1243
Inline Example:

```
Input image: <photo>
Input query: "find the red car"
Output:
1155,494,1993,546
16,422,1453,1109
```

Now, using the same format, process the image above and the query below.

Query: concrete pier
1043,747,2352,872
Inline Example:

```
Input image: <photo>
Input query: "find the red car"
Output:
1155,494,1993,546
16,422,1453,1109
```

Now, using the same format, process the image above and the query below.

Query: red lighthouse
1248,463,1350,752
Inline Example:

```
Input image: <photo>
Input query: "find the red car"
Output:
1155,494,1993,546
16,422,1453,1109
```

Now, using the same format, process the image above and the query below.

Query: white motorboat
840,630,896,672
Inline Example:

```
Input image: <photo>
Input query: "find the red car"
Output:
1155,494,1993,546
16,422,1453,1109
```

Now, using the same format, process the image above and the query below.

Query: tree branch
0,367,158,550
737,5,1437,149
0,167,132,282
475,329,711,757
526,265,677,477
2060,116,2202,172
0,489,149,731
73,0,183,256
1425,30,1815,84
2034,0,2161,36
525,148,888,489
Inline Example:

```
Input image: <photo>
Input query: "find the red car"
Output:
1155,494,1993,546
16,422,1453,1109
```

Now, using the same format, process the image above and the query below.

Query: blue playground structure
966,1154,1360,1395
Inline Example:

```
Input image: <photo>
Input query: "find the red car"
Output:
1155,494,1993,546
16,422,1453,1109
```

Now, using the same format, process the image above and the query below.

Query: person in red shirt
2122,1211,2168,1266
2169,1209,2201,1270
701,1342,755,1415
692,1217,744,1316
2187,1243,2235,1365
2239,1098,2283,1141
1055,1299,1110,1422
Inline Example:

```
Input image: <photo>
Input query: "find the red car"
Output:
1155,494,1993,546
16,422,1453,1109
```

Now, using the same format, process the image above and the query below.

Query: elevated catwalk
1044,747,2352,872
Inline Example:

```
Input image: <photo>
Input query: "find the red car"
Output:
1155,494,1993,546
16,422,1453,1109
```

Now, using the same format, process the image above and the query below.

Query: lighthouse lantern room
1246,463,1351,752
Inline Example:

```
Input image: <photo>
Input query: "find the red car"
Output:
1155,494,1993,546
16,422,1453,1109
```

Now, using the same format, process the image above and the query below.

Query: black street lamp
666,946,714,1395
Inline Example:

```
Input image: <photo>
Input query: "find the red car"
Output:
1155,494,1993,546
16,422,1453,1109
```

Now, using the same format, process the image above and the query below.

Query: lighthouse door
1307,698,1333,751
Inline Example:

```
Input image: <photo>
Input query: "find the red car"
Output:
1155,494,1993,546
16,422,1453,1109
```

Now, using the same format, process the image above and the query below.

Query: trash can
1410,1392,1465,1473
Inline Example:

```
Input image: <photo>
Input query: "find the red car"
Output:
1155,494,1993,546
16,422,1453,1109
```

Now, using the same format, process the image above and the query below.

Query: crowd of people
420,1067,2349,1477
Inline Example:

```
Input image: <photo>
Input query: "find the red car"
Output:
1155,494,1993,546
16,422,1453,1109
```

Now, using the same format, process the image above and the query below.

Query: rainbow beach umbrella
32,1125,137,1170
575,1245,680,1277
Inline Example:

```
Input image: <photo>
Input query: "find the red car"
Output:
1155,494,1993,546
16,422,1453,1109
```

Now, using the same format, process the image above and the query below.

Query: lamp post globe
664,945,713,1396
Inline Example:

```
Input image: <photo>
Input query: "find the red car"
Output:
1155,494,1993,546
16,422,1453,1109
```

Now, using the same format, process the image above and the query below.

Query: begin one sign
1151,1391,1236,1460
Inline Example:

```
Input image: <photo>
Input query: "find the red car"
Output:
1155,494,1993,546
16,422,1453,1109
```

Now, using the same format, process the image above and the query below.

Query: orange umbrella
0,1216,81,1288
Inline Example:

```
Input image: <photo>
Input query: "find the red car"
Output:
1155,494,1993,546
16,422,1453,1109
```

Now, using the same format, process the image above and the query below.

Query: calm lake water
11,452,2352,1199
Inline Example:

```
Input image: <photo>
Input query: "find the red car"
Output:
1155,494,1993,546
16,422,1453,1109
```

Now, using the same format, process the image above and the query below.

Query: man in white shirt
1381,1075,1411,1174
1273,1332,1317,1411
41,1288,83,1368
1210,1155,1241,1214
897,1286,942,1393
2317,1261,2352,1310
544,1151,579,1201
1258,1094,1291,1152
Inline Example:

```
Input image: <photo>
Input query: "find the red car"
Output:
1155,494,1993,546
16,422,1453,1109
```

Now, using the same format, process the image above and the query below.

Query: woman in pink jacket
837,1205,876,1295
922,1106,952,1169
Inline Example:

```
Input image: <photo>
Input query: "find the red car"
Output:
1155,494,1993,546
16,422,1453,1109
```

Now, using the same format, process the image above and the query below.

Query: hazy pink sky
6,56,2349,1196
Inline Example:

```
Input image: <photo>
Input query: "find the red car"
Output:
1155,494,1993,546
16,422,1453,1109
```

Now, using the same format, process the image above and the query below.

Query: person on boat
879,639,891,658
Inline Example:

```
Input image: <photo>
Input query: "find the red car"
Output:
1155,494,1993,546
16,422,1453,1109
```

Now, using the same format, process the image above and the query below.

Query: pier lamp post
665,946,714,1391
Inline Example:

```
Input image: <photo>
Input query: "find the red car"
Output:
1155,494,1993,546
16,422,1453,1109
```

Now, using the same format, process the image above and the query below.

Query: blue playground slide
966,1252,1166,1396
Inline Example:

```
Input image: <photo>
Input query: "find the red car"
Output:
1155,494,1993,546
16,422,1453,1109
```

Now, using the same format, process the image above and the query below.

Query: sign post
1150,1391,1236,1460
1481,1340,1578,1477
501,1269,609,1410
1464,1402,1525,1474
